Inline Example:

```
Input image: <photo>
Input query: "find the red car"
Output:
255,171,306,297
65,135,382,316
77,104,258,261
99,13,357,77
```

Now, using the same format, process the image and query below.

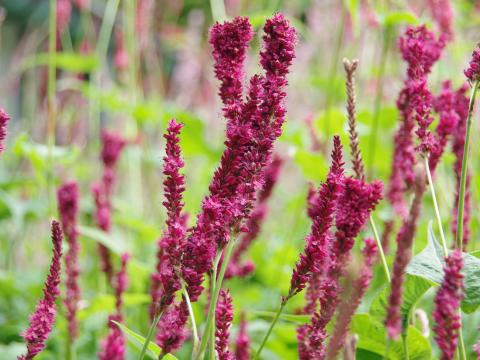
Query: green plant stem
47,0,57,216
424,157,448,256
253,294,291,360
138,310,163,360
209,271,216,360
458,320,467,360
456,79,480,249
195,239,236,359
402,332,409,360
209,0,227,22
182,281,199,355
369,215,391,282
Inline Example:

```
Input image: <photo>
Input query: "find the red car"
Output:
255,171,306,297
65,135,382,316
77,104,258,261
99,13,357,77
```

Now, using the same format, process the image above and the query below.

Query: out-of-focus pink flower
226,155,283,278
99,254,129,360
433,250,464,360
326,238,378,359
235,313,250,360
215,289,234,360
150,120,186,318
427,0,454,43
464,45,480,82
289,136,344,297
386,170,426,339
451,84,471,246
135,0,153,51
181,13,296,302
114,30,128,73
73,0,89,10
56,0,71,34
0,108,10,153
57,182,80,340
18,221,63,360
156,300,189,354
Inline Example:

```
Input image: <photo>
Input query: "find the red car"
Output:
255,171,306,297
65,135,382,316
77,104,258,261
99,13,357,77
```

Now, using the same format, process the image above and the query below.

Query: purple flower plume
92,130,126,283
18,221,63,360
156,300,189,354
464,45,480,82
235,313,250,360
326,238,378,359
99,253,130,360
289,136,344,298
0,108,10,153
388,25,443,217
215,289,234,360
427,0,454,43
226,155,283,278
433,250,464,360
57,181,81,340
181,13,296,302
150,119,186,318
386,170,426,339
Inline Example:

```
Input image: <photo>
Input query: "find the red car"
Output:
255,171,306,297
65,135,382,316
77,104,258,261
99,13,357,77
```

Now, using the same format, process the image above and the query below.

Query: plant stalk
194,238,236,359
456,79,480,249
138,310,163,360
209,0,227,22
182,281,199,354
369,216,391,282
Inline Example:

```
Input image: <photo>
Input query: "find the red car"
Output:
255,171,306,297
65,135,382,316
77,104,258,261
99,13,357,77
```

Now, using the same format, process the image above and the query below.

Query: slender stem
369,216,391,282
458,321,467,360
209,271,216,360
47,0,57,216
424,157,448,256
253,296,289,360
402,332,409,360
195,238,236,359
209,0,227,22
138,310,163,360
456,79,479,249
182,281,199,353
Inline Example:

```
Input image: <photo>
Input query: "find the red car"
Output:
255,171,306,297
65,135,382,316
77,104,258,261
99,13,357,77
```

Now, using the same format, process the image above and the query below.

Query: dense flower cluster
388,25,443,216
226,155,283,278
57,181,80,340
98,254,129,360
18,221,63,360
235,313,250,360
181,13,296,302
150,119,187,318
464,45,480,82
92,130,126,283
433,250,464,360
427,0,454,43
215,289,234,360
156,300,189,354
326,238,378,359
0,108,9,153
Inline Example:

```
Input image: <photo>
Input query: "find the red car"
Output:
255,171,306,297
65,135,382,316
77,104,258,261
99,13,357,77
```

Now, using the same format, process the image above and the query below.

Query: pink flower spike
464,45,480,82
235,313,250,360
433,250,464,360
0,108,10,153
215,289,234,360
18,221,63,360
156,300,189,354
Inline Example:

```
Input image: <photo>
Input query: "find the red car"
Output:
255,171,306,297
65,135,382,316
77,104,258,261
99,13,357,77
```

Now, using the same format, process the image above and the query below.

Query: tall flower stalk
18,221,63,360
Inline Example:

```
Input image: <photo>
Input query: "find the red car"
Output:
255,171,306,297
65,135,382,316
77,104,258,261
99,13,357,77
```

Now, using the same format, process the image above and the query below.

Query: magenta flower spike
57,181,81,340
156,300,189,355
464,45,480,82
18,221,63,360
235,313,250,360
150,119,187,318
0,108,9,153
427,0,454,43
215,289,234,360
433,250,464,360
99,254,130,360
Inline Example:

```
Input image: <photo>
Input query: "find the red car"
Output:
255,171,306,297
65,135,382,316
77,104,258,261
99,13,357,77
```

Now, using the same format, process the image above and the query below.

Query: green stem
456,79,480,249
194,239,236,359
182,282,199,354
209,271,216,360
458,318,467,360
253,295,290,360
138,311,163,360
424,157,448,256
402,332,409,360
209,0,227,22
369,215,391,282
47,0,57,216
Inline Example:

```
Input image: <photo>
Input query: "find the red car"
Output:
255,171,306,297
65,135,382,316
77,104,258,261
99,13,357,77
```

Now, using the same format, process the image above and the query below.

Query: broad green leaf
77,225,129,254
293,149,328,181
111,321,179,360
78,293,150,320
250,310,310,324
20,52,99,72
381,12,418,27
352,313,431,360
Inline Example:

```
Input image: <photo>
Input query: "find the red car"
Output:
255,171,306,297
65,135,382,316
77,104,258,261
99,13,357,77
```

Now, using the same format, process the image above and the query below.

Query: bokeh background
1,0,480,359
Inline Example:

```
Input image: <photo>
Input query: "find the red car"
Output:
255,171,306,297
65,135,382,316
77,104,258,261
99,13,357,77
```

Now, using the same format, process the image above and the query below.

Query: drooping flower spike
464,45,480,83
215,289,234,360
57,182,81,340
156,300,190,355
18,221,63,360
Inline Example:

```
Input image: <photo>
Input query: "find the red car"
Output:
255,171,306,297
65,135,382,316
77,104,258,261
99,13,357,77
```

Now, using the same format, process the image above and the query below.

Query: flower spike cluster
99,253,129,360
156,300,190,354
57,181,81,340
150,119,187,318
0,108,9,153
181,13,296,302
18,221,63,360
464,45,480,82
433,250,464,360
215,289,234,360
235,313,250,360
92,130,126,283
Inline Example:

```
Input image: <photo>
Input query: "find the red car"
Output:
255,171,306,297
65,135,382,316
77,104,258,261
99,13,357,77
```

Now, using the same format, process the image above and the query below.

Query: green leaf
20,52,99,72
250,310,310,324
381,12,418,27
293,149,328,181
352,313,432,360
77,293,150,320
77,225,129,254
